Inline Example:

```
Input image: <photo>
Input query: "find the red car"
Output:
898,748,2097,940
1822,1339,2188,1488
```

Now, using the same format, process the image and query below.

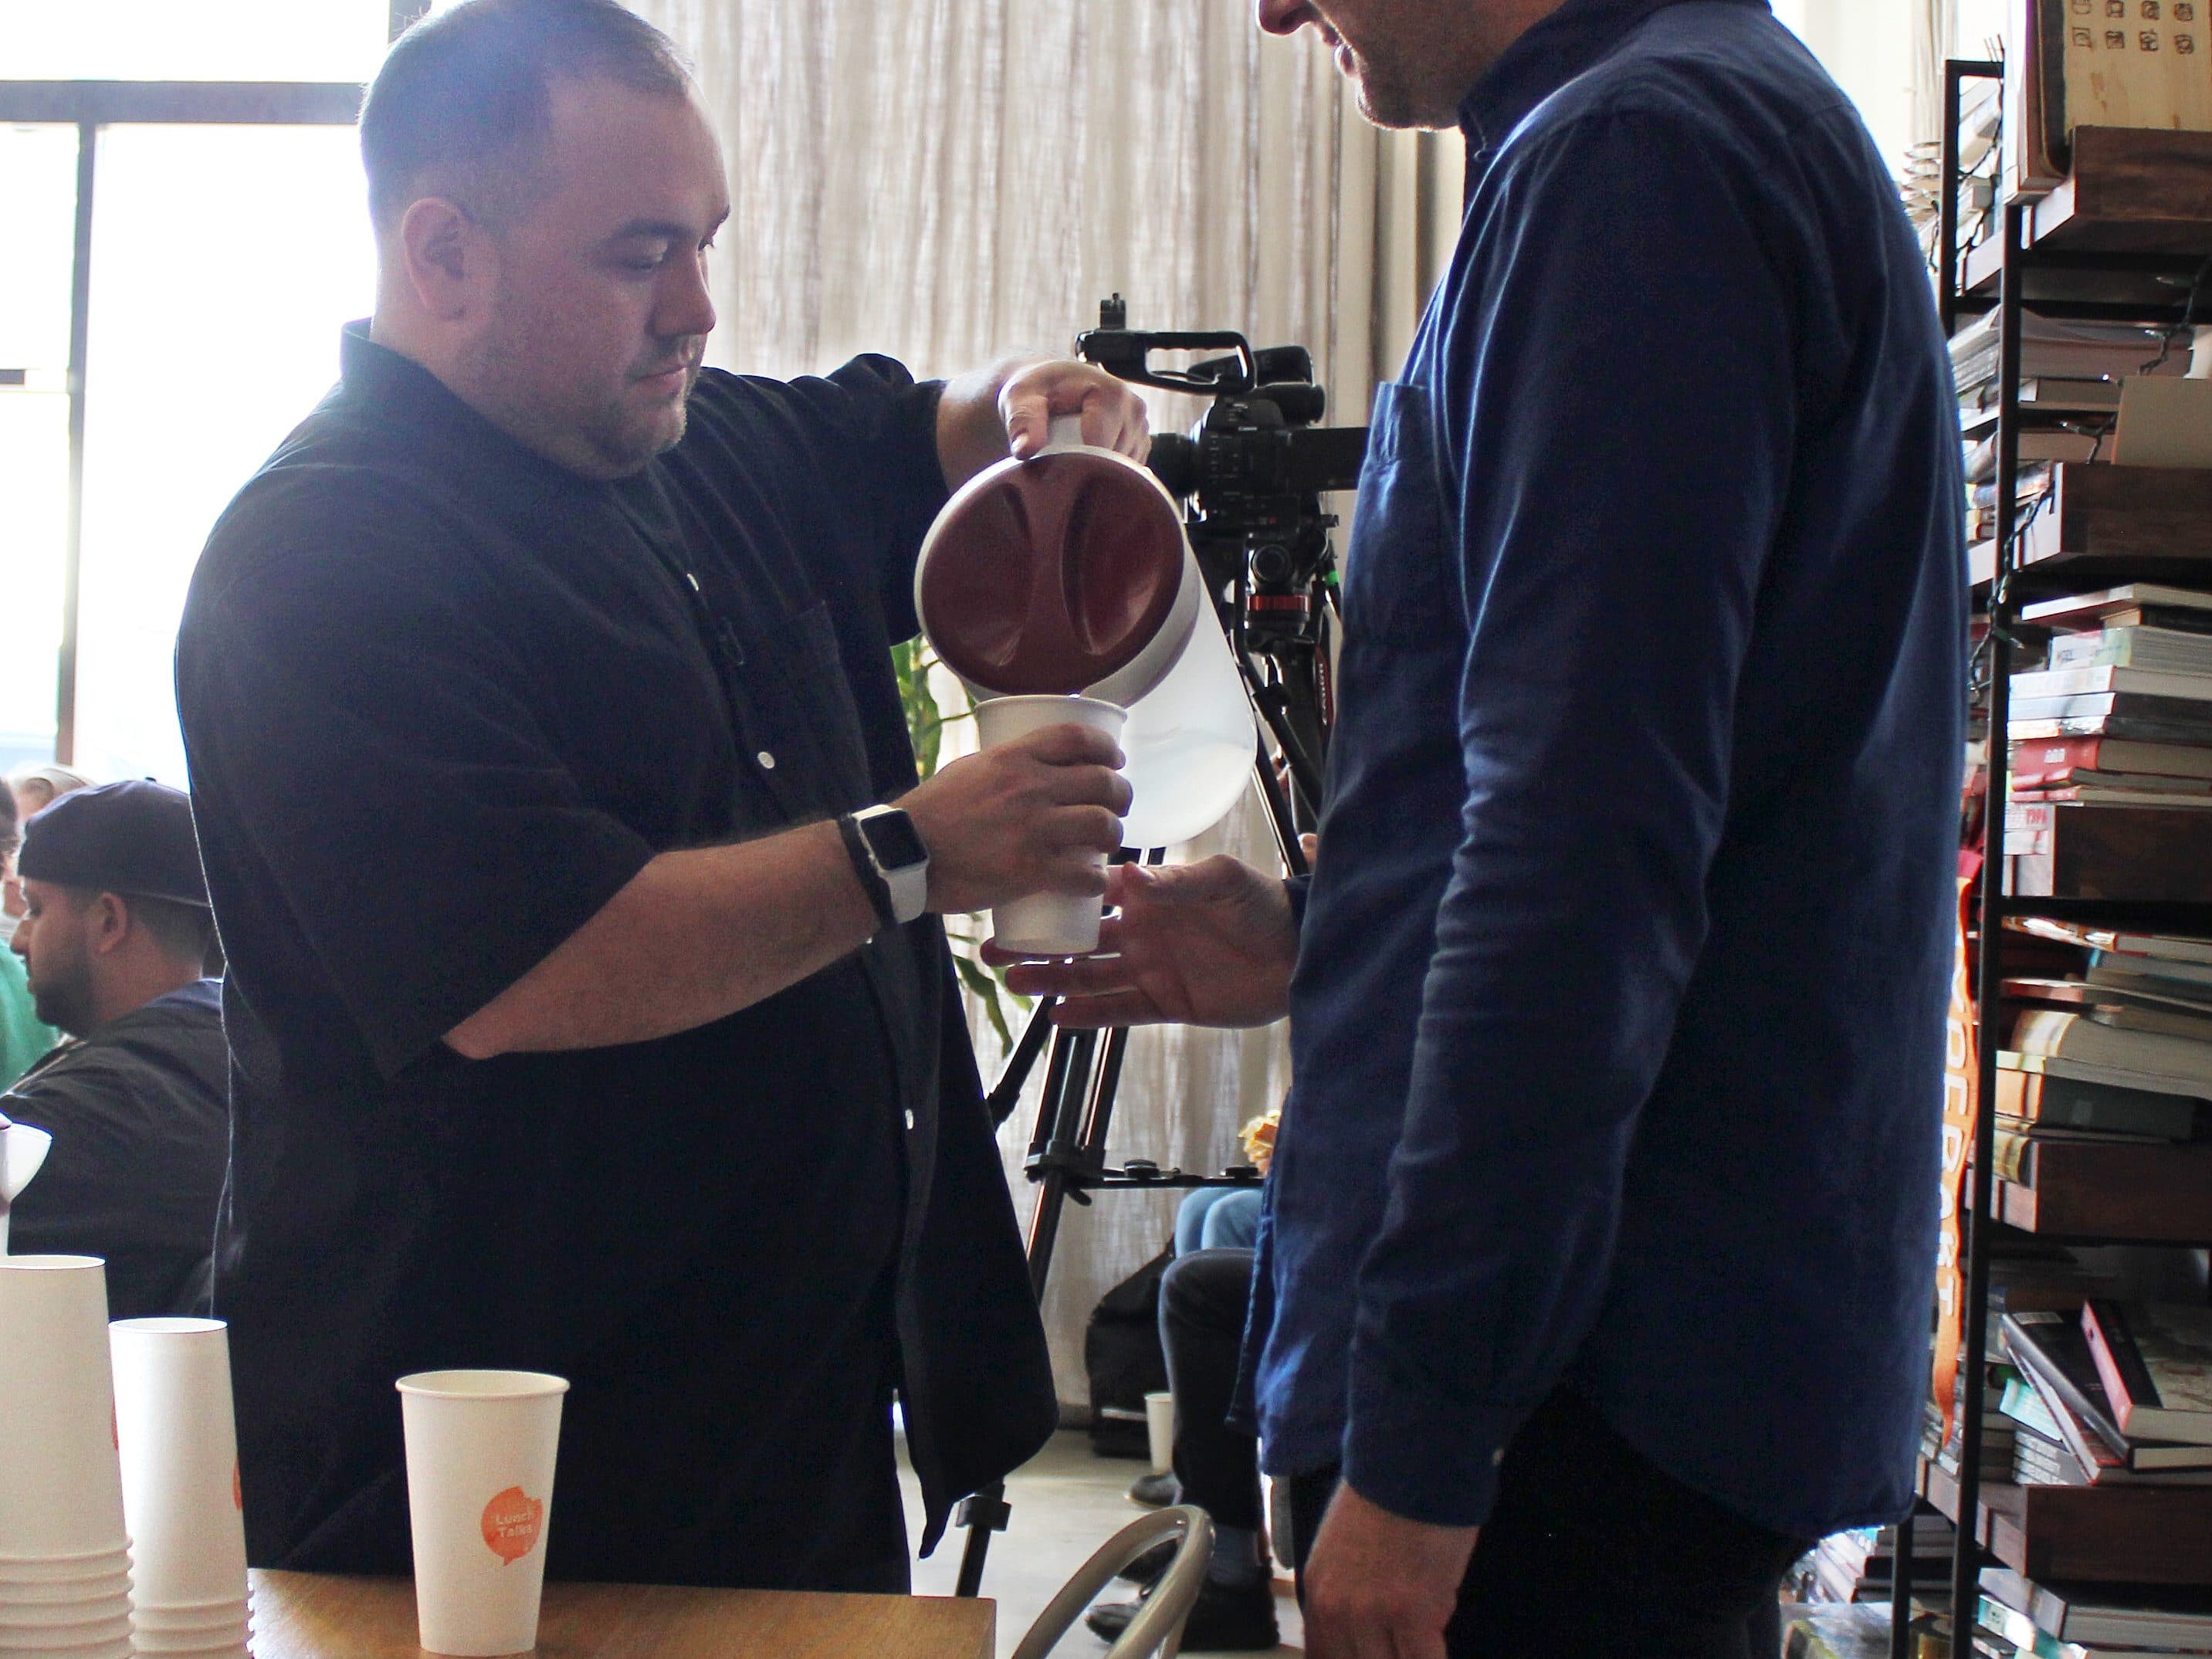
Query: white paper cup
127,1598,246,1624
0,1259,128,1559
397,1370,567,1657
129,1627,248,1655
0,1597,133,1630
0,1555,133,1588
110,1318,247,1611
0,1575,131,1607
128,1603,247,1632
1144,1390,1175,1474
0,1613,133,1649
973,694,1129,955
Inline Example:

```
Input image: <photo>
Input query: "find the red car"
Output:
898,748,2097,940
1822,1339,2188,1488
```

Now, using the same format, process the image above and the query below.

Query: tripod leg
955,1019,1102,1593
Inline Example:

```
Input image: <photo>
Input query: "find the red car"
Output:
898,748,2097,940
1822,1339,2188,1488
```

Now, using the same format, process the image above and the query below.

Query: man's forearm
445,821,877,1059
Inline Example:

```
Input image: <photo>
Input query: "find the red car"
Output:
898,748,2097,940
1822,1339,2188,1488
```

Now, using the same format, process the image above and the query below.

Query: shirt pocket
1340,381,1457,646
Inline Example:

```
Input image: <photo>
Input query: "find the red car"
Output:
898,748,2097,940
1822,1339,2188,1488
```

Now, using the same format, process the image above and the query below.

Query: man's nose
657,247,716,345
1255,0,1319,37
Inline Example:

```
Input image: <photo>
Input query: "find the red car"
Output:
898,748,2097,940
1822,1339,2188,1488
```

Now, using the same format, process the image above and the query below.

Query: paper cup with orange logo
396,1371,567,1657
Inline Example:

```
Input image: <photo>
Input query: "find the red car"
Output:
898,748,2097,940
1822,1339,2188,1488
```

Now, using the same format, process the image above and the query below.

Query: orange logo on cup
479,1488,544,1566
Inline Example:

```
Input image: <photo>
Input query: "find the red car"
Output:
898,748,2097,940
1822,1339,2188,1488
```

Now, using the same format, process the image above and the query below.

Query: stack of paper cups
110,1320,249,1659
0,1256,135,1659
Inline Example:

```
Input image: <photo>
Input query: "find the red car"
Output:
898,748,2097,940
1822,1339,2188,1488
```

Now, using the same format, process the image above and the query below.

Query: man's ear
396,197,495,323
86,892,130,957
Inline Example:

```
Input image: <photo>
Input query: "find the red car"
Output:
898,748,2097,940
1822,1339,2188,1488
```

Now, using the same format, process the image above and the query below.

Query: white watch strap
884,861,929,926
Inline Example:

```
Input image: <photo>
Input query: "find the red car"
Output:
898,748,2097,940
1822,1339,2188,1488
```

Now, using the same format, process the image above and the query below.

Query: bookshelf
1914,66,2212,1659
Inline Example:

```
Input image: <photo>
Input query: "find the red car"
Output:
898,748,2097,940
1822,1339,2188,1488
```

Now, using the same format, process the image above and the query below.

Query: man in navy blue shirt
1004,0,1963,1652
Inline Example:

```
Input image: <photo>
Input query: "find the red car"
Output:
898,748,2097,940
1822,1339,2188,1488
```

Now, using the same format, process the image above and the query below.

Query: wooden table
249,1569,995,1659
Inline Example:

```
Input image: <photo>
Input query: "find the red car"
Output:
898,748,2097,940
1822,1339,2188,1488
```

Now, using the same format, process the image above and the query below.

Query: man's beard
464,320,697,480
1347,47,1431,130
29,970,90,1038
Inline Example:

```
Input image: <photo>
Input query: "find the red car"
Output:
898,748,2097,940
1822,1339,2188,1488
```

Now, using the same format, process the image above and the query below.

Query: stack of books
1951,311,2182,420
1927,1387,2020,1486
2003,585,2212,899
1976,1566,2212,1658
1990,920,2211,1214
1999,1302,2212,1489
1951,316,2184,576
1792,1515,1961,1607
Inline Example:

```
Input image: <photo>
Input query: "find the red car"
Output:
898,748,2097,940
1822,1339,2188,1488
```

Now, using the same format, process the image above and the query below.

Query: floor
899,1430,1305,1658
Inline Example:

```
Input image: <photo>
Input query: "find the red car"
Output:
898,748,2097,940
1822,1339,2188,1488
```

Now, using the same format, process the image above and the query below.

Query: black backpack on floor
1083,1242,1172,1459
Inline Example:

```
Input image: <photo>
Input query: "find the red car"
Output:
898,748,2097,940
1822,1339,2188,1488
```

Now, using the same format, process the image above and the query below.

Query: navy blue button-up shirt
1251,0,1964,1539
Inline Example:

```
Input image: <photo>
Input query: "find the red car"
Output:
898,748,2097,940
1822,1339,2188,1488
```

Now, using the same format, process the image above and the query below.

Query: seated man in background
0,779,61,1086
4,780,227,1317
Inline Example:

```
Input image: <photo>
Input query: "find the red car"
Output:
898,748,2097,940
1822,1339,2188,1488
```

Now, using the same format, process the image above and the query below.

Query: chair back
1011,1503,1214,1659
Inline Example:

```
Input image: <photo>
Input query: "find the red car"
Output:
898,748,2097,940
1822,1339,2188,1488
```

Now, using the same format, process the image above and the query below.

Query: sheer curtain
634,0,1460,1407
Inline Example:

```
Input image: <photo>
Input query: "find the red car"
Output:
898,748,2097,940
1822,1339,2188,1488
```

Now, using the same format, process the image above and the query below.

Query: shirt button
756,750,777,770
904,1109,916,1131
1491,1448,1505,1468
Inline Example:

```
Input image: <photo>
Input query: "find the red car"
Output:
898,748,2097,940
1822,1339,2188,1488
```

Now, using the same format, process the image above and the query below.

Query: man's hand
983,855,1297,1028
999,359,1149,460
1302,1484,1479,1659
936,356,1150,487
899,723,1131,915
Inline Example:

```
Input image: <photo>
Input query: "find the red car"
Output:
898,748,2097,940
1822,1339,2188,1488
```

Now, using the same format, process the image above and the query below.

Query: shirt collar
335,320,598,494
1457,0,1770,158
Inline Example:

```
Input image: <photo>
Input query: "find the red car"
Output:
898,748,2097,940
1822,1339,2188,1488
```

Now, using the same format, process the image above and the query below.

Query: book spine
2082,1300,2163,1428
2010,736,2104,785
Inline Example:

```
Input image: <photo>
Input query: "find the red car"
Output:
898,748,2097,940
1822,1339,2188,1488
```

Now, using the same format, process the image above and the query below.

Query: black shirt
174,326,1055,1589
3,979,229,1319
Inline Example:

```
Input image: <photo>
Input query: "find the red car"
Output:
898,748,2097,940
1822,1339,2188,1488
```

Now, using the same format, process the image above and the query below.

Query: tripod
950,587,1333,1597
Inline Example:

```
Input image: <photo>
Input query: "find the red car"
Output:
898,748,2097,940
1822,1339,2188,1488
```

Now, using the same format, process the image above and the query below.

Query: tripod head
1074,295,1363,828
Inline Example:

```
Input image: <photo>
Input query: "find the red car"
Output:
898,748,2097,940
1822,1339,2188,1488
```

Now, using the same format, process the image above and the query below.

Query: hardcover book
2082,1301,2212,1445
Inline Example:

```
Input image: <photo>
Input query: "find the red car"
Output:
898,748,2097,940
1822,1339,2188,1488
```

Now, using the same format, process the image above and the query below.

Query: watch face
861,811,929,870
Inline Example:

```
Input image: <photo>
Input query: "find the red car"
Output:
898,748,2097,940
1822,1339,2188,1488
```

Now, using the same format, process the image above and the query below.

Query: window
0,5,385,783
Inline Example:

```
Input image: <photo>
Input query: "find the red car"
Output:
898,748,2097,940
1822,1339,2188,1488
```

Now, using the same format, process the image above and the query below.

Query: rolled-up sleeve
1341,110,1797,1525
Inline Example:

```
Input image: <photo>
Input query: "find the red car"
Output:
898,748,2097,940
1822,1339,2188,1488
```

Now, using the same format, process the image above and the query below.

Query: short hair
0,777,17,862
49,885,216,974
360,0,693,232
128,894,218,973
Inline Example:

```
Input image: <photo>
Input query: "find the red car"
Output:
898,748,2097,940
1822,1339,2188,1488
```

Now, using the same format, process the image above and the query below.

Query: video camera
1073,295,1366,819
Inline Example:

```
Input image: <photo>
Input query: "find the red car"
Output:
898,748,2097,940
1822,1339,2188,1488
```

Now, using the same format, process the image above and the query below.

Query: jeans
1172,1187,1262,1258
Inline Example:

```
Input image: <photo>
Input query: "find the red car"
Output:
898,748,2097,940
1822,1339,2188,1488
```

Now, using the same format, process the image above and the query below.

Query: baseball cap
18,780,209,908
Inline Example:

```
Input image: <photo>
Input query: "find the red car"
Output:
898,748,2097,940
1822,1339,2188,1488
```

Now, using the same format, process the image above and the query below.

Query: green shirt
0,946,58,1089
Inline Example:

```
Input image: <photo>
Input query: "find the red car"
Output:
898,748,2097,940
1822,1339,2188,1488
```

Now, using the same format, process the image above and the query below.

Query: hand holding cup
899,704,1131,926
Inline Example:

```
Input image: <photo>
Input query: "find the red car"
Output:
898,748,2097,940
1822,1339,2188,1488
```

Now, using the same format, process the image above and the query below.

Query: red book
2082,1300,2212,1446
2012,736,2212,787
